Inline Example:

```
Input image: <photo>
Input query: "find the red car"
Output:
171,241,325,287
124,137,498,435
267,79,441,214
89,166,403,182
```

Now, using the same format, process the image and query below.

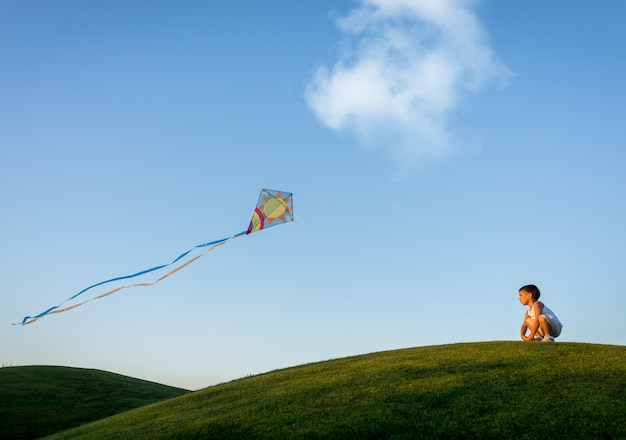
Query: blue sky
2,0,625,390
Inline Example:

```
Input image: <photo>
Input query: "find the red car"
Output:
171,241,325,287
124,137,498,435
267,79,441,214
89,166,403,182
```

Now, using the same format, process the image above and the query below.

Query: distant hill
5,342,626,439
0,365,189,440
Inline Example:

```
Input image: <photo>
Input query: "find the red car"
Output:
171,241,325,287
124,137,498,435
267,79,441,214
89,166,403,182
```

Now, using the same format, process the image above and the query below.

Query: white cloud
305,0,511,171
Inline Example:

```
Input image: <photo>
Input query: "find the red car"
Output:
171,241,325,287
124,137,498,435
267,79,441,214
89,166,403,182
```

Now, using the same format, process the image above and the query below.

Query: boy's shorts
547,317,563,337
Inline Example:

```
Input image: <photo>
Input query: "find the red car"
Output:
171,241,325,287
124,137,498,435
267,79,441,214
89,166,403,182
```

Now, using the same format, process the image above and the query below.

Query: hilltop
2,342,625,439
40,341,626,439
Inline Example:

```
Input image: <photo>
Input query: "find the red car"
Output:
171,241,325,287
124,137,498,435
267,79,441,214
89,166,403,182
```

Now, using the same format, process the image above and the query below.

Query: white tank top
530,302,561,325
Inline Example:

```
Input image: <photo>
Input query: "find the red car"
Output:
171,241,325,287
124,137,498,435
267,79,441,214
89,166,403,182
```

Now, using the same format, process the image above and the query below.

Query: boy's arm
523,303,544,341
523,321,539,341
520,311,530,340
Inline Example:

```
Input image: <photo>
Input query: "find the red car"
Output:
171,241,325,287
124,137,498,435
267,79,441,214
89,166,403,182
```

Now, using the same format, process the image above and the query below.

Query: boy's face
518,290,532,306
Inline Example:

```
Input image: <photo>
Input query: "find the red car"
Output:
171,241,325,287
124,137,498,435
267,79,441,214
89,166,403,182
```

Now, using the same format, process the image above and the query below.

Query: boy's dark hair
520,284,541,301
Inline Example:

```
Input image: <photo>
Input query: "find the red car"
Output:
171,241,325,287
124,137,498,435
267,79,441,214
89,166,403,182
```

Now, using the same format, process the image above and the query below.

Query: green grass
3,342,625,439
0,365,190,440
38,342,626,439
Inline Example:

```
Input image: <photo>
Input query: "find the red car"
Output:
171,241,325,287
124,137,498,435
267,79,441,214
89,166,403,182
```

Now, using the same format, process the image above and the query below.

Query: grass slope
43,341,626,440
0,365,189,440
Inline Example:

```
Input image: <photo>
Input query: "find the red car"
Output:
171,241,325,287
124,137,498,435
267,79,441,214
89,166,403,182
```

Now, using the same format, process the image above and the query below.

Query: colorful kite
15,189,293,326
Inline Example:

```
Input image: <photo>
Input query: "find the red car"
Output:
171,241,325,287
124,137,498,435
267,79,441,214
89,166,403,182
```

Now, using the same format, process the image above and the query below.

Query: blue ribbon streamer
15,231,246,325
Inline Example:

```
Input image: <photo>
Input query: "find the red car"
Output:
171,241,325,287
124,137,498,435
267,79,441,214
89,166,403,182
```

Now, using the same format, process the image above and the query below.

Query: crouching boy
518,284,563,342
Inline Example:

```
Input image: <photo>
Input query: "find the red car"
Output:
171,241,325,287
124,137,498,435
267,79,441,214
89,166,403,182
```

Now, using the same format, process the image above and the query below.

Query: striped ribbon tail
15,231,246,325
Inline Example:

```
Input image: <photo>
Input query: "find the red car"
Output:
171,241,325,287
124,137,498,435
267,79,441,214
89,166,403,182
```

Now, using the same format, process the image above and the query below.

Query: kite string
293,213,305,228
17,231,246,325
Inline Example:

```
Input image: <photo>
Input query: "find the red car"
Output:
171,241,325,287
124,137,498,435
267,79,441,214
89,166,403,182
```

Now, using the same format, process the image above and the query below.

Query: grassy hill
0,365,190,440
5,342,626,439
41,341,626,439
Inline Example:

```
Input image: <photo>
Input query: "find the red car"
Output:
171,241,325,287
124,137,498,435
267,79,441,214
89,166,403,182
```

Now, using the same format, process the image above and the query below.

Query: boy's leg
546,317,562,338
526,317,544,340
538,316,554,341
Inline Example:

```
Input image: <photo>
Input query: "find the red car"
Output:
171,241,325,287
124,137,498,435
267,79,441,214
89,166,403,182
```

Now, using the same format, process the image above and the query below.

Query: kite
15,189,293,326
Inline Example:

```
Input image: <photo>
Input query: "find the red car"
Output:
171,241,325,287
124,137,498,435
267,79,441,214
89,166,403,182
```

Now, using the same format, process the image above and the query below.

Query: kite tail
15,231,246,325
